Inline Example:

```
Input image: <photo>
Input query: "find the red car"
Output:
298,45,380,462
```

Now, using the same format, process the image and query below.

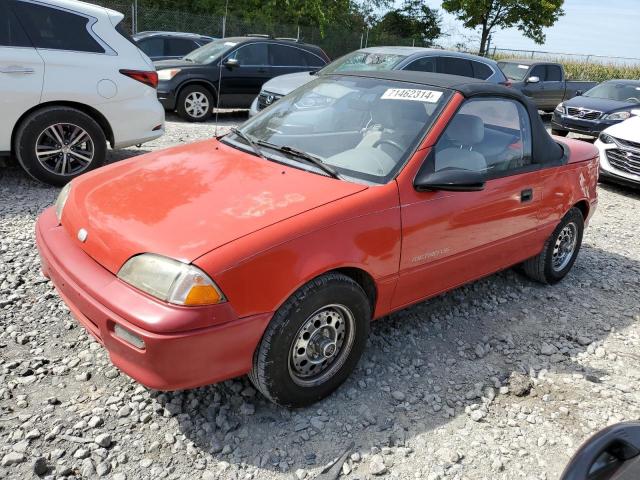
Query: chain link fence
90,0,433,58
91,1,640,69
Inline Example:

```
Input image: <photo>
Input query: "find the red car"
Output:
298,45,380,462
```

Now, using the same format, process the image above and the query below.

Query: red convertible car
36,71,598,407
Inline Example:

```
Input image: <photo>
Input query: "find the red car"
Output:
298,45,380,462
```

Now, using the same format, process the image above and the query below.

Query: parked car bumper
551,112,617,137
35,207,272,391
248,96,260,117
157,80,178,110
100,94,165,148
595,139,640,187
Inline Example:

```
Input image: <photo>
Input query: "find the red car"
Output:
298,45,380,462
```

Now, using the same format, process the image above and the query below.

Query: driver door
219,42,271,108
392,97,548,309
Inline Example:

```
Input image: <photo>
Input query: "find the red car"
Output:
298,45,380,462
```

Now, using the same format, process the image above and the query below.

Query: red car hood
62,139,367,274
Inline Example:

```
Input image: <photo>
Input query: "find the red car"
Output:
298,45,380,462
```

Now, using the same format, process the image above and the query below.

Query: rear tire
177,85,214,122
522,207,584,284
14,107,107,187
551,128,569,137
249,273,371,407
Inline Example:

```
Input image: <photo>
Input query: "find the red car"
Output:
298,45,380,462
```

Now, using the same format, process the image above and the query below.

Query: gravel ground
1,111,640,480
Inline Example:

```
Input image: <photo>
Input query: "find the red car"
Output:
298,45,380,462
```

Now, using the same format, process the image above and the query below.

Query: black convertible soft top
331,71,565,165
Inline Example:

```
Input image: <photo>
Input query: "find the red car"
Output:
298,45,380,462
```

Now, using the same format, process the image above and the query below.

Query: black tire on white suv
14,107,107,187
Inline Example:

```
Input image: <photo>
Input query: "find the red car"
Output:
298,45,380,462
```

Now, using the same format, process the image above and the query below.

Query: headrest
445,114,484,144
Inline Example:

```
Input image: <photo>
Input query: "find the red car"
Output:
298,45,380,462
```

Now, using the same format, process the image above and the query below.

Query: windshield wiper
255,140,341,179
229,128,267,161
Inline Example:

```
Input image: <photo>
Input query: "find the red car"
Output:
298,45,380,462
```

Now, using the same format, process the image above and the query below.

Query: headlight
604,111,631,121
157,69,181,81
598,133,616,144
117,254,225,306
54,182,72,224
555,102,565,113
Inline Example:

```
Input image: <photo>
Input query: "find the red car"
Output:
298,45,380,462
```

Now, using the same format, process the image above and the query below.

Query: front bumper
248,96,259,117
35,208,272,390
157,81,177,111
595,140,640,188
551,112,617,137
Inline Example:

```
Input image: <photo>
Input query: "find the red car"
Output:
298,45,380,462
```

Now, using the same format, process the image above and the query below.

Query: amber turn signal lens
184,284,223,306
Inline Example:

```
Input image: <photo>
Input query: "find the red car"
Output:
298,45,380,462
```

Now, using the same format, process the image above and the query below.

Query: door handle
0,65,35,74
257,68,268,73
521,188,533,203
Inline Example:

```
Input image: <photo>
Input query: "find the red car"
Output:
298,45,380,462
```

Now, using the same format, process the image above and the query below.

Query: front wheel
177,85,214,122
249,273,371,407
522,207,584,284
551,128,569,137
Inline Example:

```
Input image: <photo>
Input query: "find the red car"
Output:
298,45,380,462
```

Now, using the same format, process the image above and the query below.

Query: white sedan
595,112,640,188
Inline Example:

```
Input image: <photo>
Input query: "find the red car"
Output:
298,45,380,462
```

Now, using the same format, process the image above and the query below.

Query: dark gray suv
249,47,509,116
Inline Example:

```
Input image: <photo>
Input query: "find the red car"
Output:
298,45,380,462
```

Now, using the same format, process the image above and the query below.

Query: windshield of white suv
498,62,530,81
184,39,238,63
225,75,451,184
319,51,408,74
583,81,640,103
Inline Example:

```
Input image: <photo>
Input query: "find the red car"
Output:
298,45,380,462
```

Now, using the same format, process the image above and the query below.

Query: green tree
377,1,442,46
442,0,565,56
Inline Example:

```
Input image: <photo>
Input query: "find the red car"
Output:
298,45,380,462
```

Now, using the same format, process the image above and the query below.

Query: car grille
606,147,640,177
257,91,283,111
566,107,602,120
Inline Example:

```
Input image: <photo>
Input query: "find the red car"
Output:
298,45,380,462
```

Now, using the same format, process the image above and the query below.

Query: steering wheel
373,139,404,154
624,97,640,103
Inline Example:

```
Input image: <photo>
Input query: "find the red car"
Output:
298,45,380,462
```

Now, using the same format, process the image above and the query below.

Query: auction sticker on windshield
381,89,443,103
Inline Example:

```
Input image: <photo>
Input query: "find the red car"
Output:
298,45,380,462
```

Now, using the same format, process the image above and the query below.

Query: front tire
14,107,107,187
522,207,584,284
177,85,214,122
551,128,569,137
249,273,371,407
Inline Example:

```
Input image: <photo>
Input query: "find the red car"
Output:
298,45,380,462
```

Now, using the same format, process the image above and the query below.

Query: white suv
0,0,165,186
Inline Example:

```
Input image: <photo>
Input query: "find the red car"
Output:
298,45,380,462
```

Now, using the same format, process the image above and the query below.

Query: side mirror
414,168,486,192
526,76,540,84
223,58,240,69
560,421,640,480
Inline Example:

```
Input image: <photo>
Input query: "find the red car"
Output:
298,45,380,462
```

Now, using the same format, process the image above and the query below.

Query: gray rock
391,391,406,401
95,433,112,448
2,452,26,466
509,372,533,397
369,454,387,475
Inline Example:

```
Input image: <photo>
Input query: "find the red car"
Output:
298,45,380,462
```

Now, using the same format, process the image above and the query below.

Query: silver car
249,47,508,116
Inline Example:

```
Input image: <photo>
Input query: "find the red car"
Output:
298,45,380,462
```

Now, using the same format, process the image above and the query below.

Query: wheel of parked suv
14,107,107,187
522,207,584,284
551,128,569,137
177,85,214,122
249,273,371,407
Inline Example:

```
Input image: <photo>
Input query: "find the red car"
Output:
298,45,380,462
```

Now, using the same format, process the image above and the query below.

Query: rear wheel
551,128,569,137
522,207,584,284
177,85,214,122
14,107,107,186
249,273,371,407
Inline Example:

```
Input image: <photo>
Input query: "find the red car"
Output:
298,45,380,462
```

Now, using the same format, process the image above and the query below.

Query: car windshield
225,75,451,184
582,81,640,103
319,51,407,74
184,39,238,63
498,62,531,81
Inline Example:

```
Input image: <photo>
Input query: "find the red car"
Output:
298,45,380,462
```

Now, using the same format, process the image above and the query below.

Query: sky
415,0,640,61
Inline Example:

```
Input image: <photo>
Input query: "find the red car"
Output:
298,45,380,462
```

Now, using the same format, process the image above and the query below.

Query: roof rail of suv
246,34,271,38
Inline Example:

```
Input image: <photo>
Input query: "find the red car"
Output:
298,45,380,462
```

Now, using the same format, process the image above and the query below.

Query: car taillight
119,69,158,89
